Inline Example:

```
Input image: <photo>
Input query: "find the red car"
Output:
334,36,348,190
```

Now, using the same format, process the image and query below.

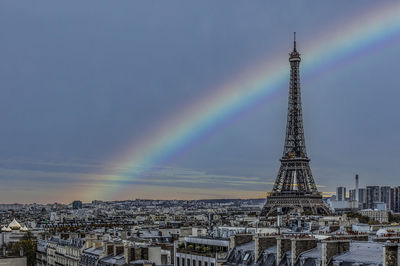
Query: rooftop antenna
293,32,297,51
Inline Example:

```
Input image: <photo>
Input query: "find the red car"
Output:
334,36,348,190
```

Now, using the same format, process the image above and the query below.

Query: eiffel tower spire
293,32,296,50
261,34,330,216
284,31,307,159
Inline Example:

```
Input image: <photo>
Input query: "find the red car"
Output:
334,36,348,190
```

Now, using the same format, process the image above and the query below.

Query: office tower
390,186,400,213
358,188,367,209
366,186,380,209
336,187,347,201
349,189,356,201
380,186,391,209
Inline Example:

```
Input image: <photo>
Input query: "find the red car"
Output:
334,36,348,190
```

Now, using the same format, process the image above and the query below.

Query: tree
388,212,400,223
9,233,37,266
22,231,34,241
347,212,371,224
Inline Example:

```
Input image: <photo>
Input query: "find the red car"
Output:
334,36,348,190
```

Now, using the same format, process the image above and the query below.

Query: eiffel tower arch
261,33,330,216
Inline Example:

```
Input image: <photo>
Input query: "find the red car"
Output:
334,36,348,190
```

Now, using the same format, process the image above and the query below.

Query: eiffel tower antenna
261,34,330,216
293,32,296,50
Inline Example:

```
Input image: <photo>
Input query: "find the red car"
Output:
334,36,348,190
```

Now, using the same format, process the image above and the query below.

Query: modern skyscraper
336,187,347,201
358,188,367,209
349,189,356,201
355,174,359,201
366,186,380,209
261,34,330,216
380,186,391,209
390,186,400,213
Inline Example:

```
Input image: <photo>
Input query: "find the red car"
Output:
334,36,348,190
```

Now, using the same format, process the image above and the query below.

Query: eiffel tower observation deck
261,33,330,216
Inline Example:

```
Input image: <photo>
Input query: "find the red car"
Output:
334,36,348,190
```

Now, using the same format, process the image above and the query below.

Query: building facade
358,188,367,209
380,186,391,209
336,187,347,201
175,237,229,266
366,186,380,209
390,186,400,213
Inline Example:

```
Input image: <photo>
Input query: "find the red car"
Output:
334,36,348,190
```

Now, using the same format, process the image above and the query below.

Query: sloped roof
9,219,21,230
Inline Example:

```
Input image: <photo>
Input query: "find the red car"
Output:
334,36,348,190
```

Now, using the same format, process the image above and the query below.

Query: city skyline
1,1,400,203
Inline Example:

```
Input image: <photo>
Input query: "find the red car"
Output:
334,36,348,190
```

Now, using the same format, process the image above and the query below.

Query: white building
1,219,30,246
175,237,230,266
359,209,389,223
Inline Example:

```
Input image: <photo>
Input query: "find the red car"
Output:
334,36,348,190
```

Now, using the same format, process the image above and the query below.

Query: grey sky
0,1,398,202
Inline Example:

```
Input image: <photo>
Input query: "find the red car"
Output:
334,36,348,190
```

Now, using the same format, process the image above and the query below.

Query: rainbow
80,2,400,200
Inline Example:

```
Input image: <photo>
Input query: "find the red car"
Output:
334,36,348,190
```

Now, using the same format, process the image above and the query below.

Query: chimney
321,240,350,266
124,243,134,264
103,242,114,256
229,234,253,249
121,231,127,240
355,174,359,202
254,236,277,262
291,238,318,266
114,244,124,256
383,243,398,266
92,240,102,249
276,238,291,265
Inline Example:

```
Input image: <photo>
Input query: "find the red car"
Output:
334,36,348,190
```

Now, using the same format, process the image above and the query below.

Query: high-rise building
355,174,359,201
72,200,83,209
261,34,329,216
336,187,347,201
366,186,380,209
380,186,391,209
349,189,356,201
358,188,367,209
390,186,400,213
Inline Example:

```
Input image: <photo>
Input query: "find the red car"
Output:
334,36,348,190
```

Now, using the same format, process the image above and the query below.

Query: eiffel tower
261,33,330,216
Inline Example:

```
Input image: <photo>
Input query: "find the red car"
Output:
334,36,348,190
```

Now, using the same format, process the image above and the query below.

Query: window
187,258,191,266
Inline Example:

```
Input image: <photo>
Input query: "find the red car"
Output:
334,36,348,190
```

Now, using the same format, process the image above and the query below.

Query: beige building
40,237,85,266
359,209,389,223
0,257,27,266
175,237,230,266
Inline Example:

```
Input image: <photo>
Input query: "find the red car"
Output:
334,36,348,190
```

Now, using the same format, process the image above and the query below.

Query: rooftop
333,241,383,264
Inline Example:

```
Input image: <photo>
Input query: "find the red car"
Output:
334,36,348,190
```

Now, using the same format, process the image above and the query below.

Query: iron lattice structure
261,33,330,216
